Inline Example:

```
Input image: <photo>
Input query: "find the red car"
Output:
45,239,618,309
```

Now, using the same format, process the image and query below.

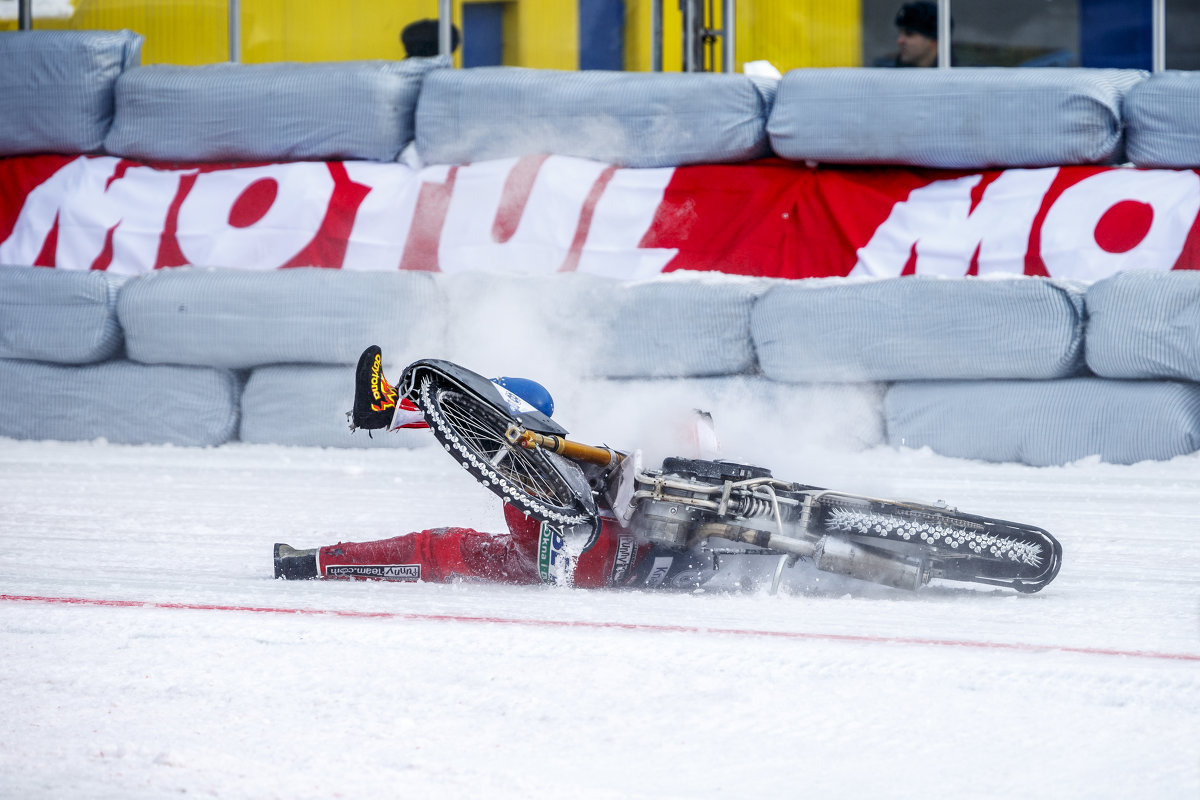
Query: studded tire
815,495,1062,593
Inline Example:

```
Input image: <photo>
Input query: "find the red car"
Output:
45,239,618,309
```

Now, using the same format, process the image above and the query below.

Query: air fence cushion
1085,270,1200,382
240,364,426,448
569,376,887,455
0,266,124,363
1124,72,1200,168
117,268,446,369
240,368,884,452
415,67,772,168
104,57,448,163
885,379,1200,466
751,277,1085,383
0,30,143,156
767,68,1146,169
0,358,240,446
438,272,762,380
593,275,764,378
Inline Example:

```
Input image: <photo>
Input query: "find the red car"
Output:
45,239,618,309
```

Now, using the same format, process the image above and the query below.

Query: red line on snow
3,593,1197,663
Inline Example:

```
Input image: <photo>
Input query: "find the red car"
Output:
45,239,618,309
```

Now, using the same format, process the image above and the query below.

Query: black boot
274,543,318,580
347,345,399,433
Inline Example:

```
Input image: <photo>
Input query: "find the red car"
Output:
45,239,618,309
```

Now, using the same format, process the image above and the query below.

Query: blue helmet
490,376,555,418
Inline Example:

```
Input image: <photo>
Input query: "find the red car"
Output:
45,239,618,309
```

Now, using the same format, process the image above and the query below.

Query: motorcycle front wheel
415,373,596,527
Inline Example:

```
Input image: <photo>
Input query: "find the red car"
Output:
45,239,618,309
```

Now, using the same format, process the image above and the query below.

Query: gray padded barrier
746,76,779,113
767,68,1146,168
1085,270,1200,382
593,276,764,378
104,57,448,163
0,29,143,156
0,358,240,446
563,376,886,457
439,272,762,380
752,277,1085,383
240,364,427,449
117,267,446,369
0,266,125,363
242,368,883,453
415,67,772,168
885,378,1200,466
1125,71,1200,168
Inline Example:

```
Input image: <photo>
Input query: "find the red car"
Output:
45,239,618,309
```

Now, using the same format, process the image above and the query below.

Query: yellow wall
500,0,577,71
740,0,862,70
4,0,471,64
5,0,860,70
624,0,861,72
4,0,229,65
243,0,442,63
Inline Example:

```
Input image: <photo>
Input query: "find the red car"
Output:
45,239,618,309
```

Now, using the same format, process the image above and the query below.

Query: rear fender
399,358,570,437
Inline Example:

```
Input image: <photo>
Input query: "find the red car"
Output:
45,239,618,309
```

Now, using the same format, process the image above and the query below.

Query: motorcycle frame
505,422,935,591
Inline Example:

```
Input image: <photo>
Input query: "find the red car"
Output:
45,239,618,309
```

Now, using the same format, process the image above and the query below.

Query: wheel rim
418,376,590,523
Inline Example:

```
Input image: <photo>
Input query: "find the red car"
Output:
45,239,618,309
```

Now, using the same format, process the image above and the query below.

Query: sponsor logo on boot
370,353,397,412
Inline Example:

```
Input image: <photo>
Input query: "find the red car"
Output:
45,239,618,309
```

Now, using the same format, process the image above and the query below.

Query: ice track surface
1,437,1197,799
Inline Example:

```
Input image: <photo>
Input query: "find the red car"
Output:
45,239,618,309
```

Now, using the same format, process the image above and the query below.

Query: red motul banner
2,154,1198,280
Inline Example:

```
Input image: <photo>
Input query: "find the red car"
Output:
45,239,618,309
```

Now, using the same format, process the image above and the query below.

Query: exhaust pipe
813,536,929,591
661,518,932,592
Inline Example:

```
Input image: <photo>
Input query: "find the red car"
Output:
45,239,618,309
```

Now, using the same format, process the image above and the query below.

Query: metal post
651,0,663,71
1151,0,1166,72
721,0,735,72
18,0,33,30
937,0,951,68
439,0,453,57
228,0,241,62
683,0,698,72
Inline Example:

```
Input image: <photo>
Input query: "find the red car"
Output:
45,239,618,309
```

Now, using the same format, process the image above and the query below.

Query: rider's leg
275,526,542,584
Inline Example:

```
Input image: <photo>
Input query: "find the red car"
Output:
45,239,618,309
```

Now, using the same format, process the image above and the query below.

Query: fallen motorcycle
399,358,1063,594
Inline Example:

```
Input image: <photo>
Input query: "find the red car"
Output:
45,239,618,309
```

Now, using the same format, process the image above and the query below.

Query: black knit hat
895,2,938,40
401,19,460,58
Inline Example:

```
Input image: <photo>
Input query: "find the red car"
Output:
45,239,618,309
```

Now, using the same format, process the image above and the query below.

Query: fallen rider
273,346,712,591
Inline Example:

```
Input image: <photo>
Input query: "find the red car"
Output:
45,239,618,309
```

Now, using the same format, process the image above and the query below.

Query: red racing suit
317,504,657,588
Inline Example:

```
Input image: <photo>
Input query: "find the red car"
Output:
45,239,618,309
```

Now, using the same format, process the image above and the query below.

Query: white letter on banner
340,161,431,271
0,157,181,273
575,166,677,279
177,163,334,270
0,156,91,266
438,156,611,275
1040,169,1200,279
852,168,1059,277
64,163,185,274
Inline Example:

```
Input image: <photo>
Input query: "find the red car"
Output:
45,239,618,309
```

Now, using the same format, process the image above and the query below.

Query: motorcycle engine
630,458,778,549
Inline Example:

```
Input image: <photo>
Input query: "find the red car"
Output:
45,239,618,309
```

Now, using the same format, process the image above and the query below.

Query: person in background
400,18,460,58
878,1,941,68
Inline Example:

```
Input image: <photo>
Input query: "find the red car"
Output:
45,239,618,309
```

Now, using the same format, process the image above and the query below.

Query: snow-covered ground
1,431,1198,799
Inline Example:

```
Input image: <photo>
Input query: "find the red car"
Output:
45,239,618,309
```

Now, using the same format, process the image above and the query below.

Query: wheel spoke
420,378,583,515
